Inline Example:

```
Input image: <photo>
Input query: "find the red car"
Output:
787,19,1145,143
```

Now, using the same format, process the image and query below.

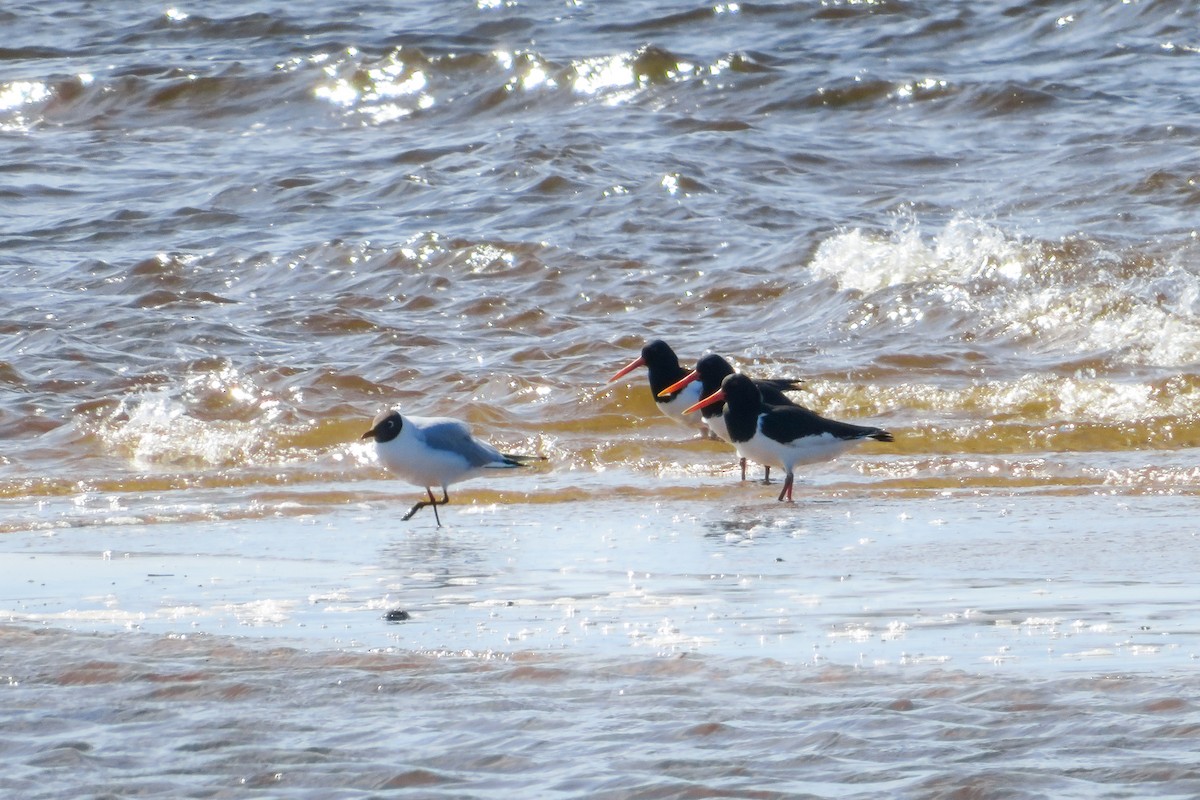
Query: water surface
4,0,1200,796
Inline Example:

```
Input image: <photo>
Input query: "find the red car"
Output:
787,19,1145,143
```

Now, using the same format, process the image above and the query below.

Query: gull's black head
361,409,404,443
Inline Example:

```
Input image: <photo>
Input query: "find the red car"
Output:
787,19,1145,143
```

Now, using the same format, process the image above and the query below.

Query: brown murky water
5,1,1200,796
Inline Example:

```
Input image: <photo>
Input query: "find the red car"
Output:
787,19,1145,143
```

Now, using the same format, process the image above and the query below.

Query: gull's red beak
683,388,725,416
657,369,698,398
608,355,646,383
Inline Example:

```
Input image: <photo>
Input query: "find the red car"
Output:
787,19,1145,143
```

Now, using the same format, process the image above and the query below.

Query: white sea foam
810,215,1200,368
97,390,262,469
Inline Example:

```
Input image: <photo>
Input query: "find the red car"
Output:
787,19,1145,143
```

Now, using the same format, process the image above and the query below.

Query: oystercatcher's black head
640,339,681,371
610,339,679,383
693,353,736,394
684,371,760,416
719,372,763,411
361,409,403,443
610,339,690,399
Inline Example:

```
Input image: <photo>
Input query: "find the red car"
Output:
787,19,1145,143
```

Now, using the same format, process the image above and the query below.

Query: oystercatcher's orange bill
607,355,646,383
683,388,725,416
656,368,699,397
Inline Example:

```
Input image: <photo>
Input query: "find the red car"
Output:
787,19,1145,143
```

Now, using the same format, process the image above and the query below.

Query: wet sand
7,468,1200,798
6,469,1197,673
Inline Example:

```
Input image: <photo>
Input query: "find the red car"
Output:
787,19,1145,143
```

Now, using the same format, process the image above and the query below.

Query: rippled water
5,0,1200,796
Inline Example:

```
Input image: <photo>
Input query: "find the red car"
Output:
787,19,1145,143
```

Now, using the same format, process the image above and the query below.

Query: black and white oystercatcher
684,373,893,502
658,353,805,482
361,408,542,526
608,339,705,432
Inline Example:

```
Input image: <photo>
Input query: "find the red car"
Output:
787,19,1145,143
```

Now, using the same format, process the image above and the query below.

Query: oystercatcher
685,373,892,502
658,353,805,482
608,339,705,432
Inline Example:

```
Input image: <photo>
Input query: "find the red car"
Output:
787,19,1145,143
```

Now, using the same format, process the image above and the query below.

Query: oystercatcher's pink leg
777,473,794,503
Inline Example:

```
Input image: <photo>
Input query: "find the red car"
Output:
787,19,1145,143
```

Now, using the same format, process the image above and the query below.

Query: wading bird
361,408,542,526
686,373,892,502
658,352,804,482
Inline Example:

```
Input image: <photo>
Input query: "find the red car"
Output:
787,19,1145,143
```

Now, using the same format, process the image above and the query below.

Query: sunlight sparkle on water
894,77,947,99
314,50,434,122
497,51,556,92
0,80,50,112
572,54,637,101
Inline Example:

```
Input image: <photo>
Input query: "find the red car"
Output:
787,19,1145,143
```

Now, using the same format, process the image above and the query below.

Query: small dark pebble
385,609,410,622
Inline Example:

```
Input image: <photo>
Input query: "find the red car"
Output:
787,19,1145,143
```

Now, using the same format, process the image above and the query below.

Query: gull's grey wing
419,418,507,468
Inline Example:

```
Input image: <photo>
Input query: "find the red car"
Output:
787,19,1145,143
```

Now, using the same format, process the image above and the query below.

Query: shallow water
6,490,1200,798
5,0,1200,796
9,621,1200,799
7,488,1200,667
